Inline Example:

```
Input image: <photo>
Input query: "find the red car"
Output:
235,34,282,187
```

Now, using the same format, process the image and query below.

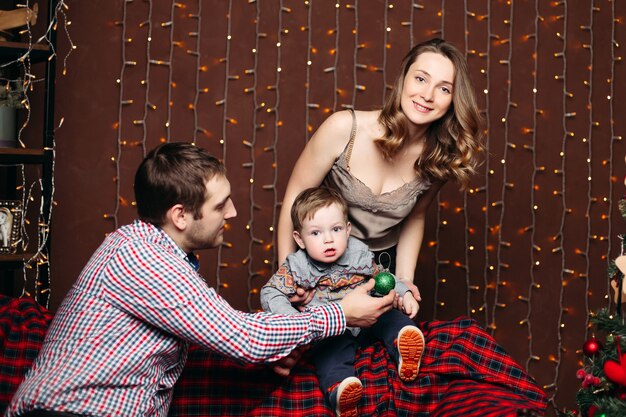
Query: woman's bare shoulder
320,109,355,130
353,109,381,120
353,109,385,138
309,110,358,150
310,109,383,150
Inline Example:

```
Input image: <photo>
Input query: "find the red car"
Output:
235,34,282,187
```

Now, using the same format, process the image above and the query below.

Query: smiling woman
276,38,485,305
399,52,455,129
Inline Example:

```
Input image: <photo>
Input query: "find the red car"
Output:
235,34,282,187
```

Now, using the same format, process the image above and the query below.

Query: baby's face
295,203,350,264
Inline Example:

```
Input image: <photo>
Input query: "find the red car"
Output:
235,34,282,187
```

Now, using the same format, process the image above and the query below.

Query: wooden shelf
0,253,35,267
0,147,48,164
0,1,58,306
0,41,52,64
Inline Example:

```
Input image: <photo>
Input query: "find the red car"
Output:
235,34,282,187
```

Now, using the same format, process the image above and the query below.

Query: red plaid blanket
170,317,547,417
0,295,53,411
0,296,547,416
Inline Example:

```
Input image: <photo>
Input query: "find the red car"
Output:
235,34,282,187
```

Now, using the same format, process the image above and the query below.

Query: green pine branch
590,309,626,342
573,199,626,416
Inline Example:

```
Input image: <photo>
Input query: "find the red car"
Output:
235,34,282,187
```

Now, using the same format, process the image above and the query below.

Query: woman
277,38,484,309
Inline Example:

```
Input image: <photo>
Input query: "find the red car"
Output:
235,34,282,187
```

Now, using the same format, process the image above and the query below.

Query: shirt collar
134,219,194,270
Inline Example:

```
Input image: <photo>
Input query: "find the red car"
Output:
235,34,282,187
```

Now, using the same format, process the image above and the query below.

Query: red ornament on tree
583,337,602,357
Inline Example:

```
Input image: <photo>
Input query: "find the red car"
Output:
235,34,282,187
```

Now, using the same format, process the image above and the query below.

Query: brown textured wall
22,0,625,414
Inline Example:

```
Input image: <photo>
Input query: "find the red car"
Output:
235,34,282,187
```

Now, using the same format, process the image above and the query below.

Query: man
6,142,394,417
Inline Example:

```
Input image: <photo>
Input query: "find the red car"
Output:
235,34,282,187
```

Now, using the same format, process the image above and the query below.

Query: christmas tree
573,198,626,417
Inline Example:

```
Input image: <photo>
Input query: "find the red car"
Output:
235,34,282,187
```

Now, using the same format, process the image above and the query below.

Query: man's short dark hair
134,142,226,225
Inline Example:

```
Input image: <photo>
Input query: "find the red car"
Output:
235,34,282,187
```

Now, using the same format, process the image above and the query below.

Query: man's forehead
206,175,230,200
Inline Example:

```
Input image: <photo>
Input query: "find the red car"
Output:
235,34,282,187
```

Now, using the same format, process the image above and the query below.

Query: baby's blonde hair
291,187,348,232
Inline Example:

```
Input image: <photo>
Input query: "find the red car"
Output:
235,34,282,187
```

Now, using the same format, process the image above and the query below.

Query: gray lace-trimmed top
322,109,432,251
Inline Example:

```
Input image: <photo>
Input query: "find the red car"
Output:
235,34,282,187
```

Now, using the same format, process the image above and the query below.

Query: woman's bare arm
277,111,354,263
394,181,444,290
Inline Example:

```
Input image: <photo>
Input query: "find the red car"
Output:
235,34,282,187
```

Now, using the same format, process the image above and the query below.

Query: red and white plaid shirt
6,220,345,417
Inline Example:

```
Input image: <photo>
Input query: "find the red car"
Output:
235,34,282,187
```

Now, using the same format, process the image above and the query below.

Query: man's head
291,187,351,264
135,142,227,225
135,142,236,251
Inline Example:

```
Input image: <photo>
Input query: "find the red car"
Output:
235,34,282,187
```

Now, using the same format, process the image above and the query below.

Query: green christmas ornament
373,271,396,295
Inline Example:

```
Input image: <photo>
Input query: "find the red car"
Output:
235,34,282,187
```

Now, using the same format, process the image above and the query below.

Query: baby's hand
288,286,316,312
401,292,419,319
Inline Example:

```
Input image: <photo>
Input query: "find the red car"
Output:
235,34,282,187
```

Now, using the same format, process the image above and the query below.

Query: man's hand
272,345,309,376
339,279,394,327
288,287,316,312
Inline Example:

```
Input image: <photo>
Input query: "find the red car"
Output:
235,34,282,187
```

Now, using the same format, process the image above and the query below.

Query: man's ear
166,204,187,231
293,230,306,250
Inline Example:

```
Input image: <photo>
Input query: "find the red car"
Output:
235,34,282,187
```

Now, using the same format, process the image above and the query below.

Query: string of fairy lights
331,2,340,112
111,0,130,230
304,0,313,142
164,2,176,142
216,0,232,291
267,2,283,303
3,0,74,308
481,0,493,332
524,0,541,377
245,0,263,311
106,0,623,411
243,0,286,310
491,0,515,338
462,0,471,319
381,1,390,104
350,0,360,106
40,1,73,307
137,0,153,157
190,1,202,145
549,0,568,401
607,0,619,298
191,1,212,271
462,0,473,319
582,0,595,342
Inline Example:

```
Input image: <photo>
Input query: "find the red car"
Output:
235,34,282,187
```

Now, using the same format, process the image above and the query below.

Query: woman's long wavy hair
377,38,484,190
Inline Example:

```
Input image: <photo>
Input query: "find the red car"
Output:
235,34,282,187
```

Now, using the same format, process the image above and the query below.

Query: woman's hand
397,292,420,319
394,280,420,304
394,280,420,314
